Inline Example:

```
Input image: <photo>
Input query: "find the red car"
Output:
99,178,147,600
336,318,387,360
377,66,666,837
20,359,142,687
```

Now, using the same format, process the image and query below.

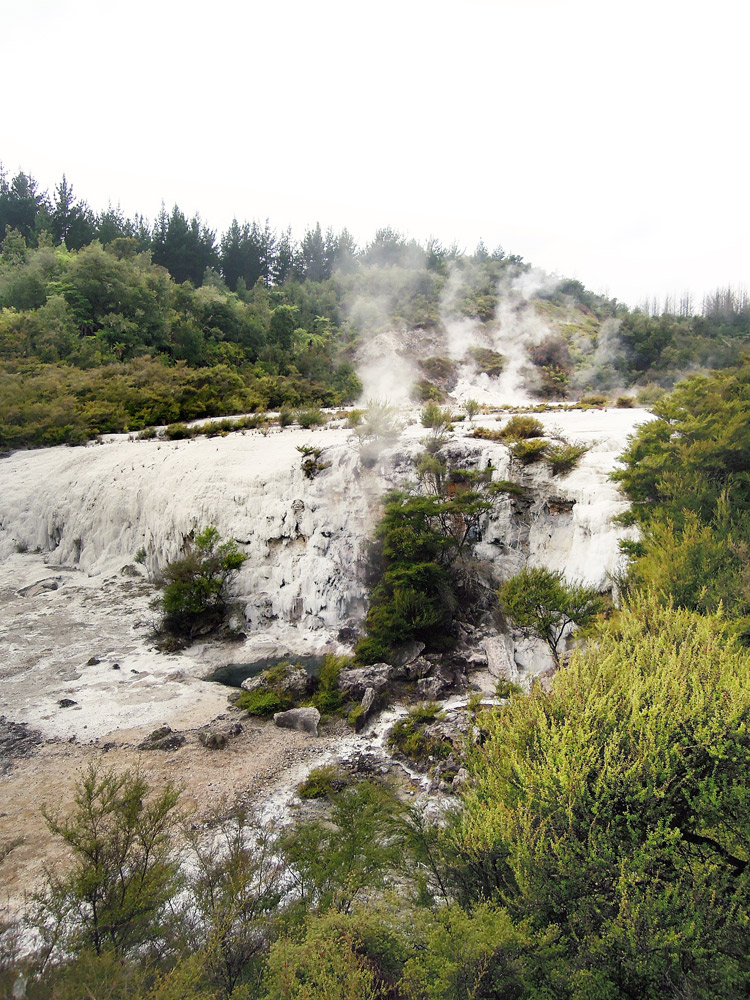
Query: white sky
2,0,747,308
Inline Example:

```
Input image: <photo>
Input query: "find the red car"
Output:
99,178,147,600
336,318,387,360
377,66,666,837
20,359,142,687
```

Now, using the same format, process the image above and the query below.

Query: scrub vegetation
3,165,750,450
5,165,750,997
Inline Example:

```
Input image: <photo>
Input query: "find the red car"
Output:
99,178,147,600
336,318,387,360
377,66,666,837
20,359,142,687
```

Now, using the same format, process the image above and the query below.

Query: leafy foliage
451,594,750,997
500,415,544,439
544,441,588,475
35,765,181,959
158,526,246,638
388,704,453,766
357,476,513,662
614,361,750,633
498,566,607,662
236,688,293,717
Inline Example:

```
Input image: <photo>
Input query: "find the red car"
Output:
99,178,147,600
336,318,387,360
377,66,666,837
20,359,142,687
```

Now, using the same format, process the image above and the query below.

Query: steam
356,329,420,405
572,317,624,393
441,262,564,405
340,252,576,409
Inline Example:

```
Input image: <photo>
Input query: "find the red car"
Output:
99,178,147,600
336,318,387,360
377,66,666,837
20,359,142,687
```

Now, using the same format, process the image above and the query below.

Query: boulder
483,635,518,680
394,655,433,682
241,662,310,698
338,663,392,699
351,686,379,733
198,721,242,749
452,767,470,791
16,578,59,598
512,635,556,677
417,672,451,700
273,707,320,736
390,640,425,669
138,725,186,751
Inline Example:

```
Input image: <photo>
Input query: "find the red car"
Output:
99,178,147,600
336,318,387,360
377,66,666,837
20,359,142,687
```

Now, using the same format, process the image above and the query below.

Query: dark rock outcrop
338,663,393,699
138,725,186,751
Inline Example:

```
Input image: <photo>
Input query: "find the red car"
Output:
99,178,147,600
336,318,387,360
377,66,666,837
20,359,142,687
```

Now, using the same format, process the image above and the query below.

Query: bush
388,703,453,766
545,442,588,475
578,392,609,407
157,525,246,638
509,438,548,464
413,378,445,402
420,402,452,431
453,595,750,994
498,566,606,662
312,654,349,713
235,688,293,716
418,356,458,383
501,415,544,439
297,764,350,799
470,425,505,442
297,408,326,429
468,346,506,377
34,765,181,959
297,444,330,479
164,422,191,440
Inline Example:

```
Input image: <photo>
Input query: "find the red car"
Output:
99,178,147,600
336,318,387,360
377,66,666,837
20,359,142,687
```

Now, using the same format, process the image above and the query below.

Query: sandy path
0,713,342,915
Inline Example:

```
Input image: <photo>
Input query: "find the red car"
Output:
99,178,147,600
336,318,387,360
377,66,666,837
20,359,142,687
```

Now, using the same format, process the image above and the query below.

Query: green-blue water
205,655,327,688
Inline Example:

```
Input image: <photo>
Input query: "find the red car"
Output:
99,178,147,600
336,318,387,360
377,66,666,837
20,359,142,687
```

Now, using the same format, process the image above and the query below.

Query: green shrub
297,444,331,479
164,422,191,440
545,442,588,475
454,595,750,993
616,395,635,407
388,703,452,765
297,408,326,428
502,414,544,439
418,356,458,383
278,406,294,427
413,378,445,402
157,526,246,638
464,398,480,421
494,677,522,699
468,346,506,377
235,688,292,717
297,764,350,799
312,654,349,713
509,438,548,464
578,393,609,407
470,425,505,441
498,566,606,663
35,765,181,959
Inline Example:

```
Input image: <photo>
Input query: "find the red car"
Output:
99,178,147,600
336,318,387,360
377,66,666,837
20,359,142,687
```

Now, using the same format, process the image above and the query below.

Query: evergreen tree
0,168,47,241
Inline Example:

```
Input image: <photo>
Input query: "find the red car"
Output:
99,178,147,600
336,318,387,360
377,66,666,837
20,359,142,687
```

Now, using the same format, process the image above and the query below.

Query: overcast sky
2,0,747,308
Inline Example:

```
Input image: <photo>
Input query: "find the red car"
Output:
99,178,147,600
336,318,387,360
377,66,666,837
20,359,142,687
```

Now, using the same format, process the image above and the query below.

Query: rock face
338,663,393,699
0,408,650,718
16,578,59,598
273,707,320,736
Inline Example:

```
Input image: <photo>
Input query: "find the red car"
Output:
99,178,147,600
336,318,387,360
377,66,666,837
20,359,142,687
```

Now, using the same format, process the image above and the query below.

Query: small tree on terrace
498,566,607,664
159,525,246,638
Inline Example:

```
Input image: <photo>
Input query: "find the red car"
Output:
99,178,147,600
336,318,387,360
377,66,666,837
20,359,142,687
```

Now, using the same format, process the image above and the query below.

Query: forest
2,165,750,449
2,165,750,998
